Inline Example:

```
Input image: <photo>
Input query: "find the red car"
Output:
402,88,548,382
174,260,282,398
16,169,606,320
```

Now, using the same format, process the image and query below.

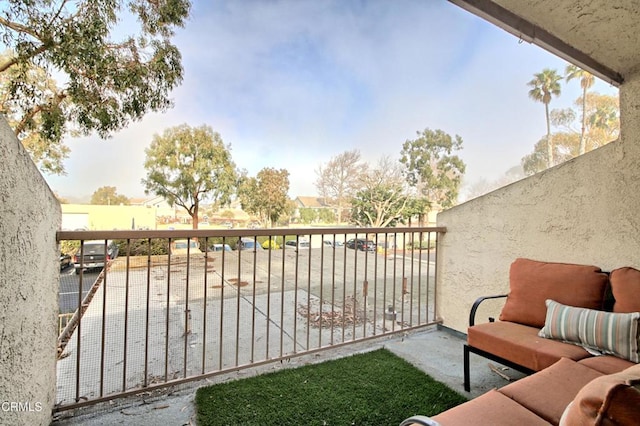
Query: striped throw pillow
539,299,640,363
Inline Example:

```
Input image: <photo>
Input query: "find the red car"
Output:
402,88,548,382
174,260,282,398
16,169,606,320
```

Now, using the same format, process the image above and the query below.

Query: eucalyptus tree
527,69,562,168
238,168,290,227
142,124,237,229
90,186,129,206
565,65,595,155
0,0,190,174
399,128,466,210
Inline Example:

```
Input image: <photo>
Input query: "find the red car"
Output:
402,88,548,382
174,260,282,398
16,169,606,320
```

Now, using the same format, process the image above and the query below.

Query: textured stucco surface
493,0,640,77
437,72,640,333
0,116,60,425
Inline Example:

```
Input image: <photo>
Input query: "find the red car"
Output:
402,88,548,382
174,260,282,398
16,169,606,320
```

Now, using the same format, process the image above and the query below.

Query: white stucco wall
0,116,60,425
436,72,640,333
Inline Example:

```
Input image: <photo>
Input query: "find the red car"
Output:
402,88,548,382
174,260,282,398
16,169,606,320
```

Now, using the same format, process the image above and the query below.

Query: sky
45,0,618,203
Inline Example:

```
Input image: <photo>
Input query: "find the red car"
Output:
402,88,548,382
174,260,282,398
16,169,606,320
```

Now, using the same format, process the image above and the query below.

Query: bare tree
315,150,364,223
351,157,409,228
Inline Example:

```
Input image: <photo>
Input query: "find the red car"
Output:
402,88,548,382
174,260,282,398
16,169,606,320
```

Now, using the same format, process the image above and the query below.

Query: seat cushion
578,355,636,375
433,389,551,426
499,358,603,425
610,267,640,313
468,322,591,371
499,258,608,328
560,363,640,425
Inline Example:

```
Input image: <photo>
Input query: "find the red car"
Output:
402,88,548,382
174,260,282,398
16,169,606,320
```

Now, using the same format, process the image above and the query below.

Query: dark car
346,238,376,251
73,240,119,274
284,239,310,250
60,253,72,271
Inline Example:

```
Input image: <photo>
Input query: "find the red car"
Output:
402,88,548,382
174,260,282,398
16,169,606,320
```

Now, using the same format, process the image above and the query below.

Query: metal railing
55,226,444,411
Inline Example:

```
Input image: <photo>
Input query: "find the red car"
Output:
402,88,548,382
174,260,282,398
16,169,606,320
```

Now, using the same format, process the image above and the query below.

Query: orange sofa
401,259,640,426
402,358,640,425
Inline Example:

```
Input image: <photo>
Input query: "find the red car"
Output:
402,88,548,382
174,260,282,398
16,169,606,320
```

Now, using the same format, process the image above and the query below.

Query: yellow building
61,204,157,230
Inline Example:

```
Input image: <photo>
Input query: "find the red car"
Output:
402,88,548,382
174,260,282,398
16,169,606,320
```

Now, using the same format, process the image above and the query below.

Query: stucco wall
0,117,60,425
436,72,640,333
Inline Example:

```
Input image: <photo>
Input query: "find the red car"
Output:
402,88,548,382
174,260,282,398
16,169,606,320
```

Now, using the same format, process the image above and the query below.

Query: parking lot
59,267,100,314
56,239,439,407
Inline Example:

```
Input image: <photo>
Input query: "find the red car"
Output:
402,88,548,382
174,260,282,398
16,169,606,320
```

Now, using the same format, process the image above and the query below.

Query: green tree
315,150,364,223
142,124,237,229
351,157,408,228
238,168,290,227
565,65,595,155
527,68,562,167
91,186,129,205
317,208,336,224
399,128,466,209
521,93,619,175
522,133,578,175
0,0,190,174
586,94,620,146
299,208,318,224
402,197,431,226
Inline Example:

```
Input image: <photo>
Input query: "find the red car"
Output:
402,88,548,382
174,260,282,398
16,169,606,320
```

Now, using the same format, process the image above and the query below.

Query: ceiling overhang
448,0,625,86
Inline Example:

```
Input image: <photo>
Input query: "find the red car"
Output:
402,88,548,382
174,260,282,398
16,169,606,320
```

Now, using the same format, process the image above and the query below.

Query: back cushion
610,267,640,313
499,258,609,328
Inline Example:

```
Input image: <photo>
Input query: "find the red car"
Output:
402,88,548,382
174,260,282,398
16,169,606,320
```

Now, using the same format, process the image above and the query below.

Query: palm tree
565,64,595,155
588,104,619,148
527,69,562,168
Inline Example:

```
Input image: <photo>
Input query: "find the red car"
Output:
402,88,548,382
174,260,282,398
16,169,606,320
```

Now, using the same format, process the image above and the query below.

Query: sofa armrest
469,294,508,327
399,415,442,426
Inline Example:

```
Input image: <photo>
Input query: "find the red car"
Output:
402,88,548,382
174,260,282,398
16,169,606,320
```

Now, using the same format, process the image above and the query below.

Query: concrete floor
52,325,525,425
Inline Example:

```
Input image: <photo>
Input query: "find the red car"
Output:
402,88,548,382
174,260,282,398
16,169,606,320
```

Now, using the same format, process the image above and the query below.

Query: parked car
210,243,232,252
261,239,281,250
346,238,376,251
60,253,72,271
73,240,119,274
170,239,202,255
323,240,344,248
284,239,310,250
238,238,263,251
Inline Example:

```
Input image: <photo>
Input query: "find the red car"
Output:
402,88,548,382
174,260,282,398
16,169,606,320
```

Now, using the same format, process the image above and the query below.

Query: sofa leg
463,344,471,392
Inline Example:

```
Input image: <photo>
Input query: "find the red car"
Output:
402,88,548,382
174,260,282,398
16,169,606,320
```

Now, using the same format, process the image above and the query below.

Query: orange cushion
499,258,608,328
499,358,603,424
560,363,640,425
433,389,551,426
610,267,640,313
468,322,591,371
578,356,636,375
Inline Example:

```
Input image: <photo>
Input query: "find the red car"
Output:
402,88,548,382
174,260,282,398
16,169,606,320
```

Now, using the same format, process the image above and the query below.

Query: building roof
295,196,330,208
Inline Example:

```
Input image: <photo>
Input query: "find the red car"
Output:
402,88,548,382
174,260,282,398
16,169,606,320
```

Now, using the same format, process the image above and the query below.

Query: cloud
46,0,618,201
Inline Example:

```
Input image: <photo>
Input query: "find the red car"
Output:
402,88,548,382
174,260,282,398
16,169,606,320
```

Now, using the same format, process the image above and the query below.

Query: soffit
450,0,640,86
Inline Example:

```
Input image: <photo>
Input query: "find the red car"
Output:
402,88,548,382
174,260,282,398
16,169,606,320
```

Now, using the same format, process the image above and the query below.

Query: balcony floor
52,325,525,425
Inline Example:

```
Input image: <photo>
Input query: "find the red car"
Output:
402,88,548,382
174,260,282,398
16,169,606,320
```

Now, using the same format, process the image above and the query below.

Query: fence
55,226,444,411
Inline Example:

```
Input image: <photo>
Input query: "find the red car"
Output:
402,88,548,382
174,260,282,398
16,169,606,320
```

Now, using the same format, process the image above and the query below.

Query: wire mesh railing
55,226,444,411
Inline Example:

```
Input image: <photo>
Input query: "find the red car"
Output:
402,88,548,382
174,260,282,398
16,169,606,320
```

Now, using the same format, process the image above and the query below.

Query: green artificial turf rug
196,348,467,425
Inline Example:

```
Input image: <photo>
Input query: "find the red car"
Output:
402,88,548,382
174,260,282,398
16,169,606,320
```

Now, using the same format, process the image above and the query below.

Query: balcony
54,226,451,417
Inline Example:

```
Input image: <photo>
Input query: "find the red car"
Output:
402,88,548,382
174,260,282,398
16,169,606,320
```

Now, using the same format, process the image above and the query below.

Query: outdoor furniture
464,259,639,391
400,259,640,426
